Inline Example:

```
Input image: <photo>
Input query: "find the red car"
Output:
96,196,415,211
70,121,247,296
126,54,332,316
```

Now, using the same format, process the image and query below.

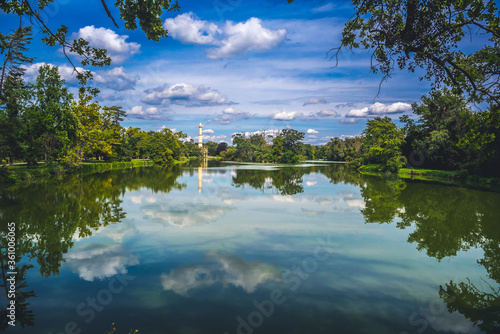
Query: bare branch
100,0,119,29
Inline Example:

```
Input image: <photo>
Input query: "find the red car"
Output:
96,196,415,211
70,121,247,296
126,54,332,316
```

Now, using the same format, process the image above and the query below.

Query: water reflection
143,202,229,228
161,250,280,296
0,166,184,329
65,243,139,281
0,256,35,330
359,175,500,333
0,162,498,332
439,279,500,333
231,166,306,195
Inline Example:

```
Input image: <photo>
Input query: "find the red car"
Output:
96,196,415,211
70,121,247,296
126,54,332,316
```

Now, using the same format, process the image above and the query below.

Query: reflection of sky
161,250,280,296
65,242,139,281
24,164,496,334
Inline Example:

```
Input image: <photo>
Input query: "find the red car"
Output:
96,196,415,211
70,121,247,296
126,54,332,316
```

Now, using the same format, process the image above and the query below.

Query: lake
1,161,499,334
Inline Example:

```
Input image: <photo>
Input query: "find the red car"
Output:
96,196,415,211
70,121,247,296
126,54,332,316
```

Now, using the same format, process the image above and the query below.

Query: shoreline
358,164,500,192
0,160,156,186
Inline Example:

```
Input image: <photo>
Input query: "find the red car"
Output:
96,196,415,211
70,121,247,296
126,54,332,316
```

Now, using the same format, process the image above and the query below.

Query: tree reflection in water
0,165,184,328
359,174,500,332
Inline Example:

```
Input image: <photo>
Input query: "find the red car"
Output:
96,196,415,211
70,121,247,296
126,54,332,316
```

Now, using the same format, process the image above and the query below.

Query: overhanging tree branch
100,0,119,29
332,0,500,104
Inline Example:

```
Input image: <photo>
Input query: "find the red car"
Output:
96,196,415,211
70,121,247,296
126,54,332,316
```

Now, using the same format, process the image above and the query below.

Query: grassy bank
78,160,155,174
358,164,500,191
0,160,155,185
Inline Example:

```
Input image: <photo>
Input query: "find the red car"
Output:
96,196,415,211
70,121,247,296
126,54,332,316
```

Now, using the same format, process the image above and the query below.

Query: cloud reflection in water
161,250,280,296
66,243,139,281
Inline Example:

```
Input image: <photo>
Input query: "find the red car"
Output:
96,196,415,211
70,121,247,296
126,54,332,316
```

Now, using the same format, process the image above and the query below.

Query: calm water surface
0,162,499,334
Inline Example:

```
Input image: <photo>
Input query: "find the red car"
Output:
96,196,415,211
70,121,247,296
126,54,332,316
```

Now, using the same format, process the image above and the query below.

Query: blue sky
1,0,436,144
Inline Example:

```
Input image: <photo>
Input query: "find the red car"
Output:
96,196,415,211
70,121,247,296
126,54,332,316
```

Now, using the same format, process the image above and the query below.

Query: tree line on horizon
222,92,499,178
1,1,499,179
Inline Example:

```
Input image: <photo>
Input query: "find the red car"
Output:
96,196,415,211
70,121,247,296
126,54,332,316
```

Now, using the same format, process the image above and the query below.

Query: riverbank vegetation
352,89,500,179
223,88,499,183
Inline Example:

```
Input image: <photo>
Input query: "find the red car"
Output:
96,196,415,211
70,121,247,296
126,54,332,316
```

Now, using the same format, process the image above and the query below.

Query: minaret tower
198,123,203,148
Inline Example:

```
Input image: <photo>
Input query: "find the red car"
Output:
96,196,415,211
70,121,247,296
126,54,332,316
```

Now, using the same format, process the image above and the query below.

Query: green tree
303,144,315,160
401,88,473,170
205,141,218,156
330,0,500,104
281,129,305,154
0,26,34,98
0,71,30,165
281,150,299,163
72,94,111,162
457,103,500,177
439,280,500,333
228,129,306,163
220,146,236,160
216,142,228,156
232,133,254,162
0,258,36,329
122,127,143,159
360,117,406,172
22,64,77,166
149,129,184,165
0,26,34,165
322,136,363,161
272,135,284,162
231,166,307,195
102,105,127,160
182,138,202,158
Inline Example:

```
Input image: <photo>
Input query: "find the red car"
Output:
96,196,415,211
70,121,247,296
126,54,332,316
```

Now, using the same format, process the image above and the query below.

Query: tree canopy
330,0,500,104
359,116,407,172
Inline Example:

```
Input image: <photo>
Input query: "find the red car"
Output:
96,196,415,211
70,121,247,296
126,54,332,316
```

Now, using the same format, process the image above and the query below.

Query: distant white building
198,123,203,148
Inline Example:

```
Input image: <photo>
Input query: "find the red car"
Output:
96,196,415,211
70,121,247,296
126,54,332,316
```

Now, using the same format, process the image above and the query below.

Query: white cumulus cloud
346,102,412,118
164,12,220,45
202,135,228,142
72,25,140,64
22,62,84,84
271,111,303,121
65,243,139,281
164,14,286,59
307,129,318,134
207,18,286,59
127,106,164,119
239,129,281,139
161,251,280,296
